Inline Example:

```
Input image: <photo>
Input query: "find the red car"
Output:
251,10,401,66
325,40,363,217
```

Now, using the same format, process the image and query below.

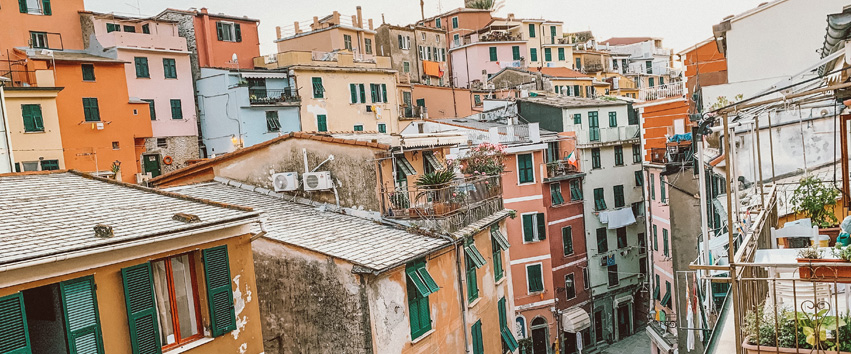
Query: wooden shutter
536,213,546,240
61,276,105,354
0,293,30,354
471,320,484,354
18,0,27,13
21,105,35,132
234,23,242,42
317,115,327,131
370,84,377,103
522,214,534,242
31,105,44,131
216,22,224,41
349,84,357,103
42,0,51,15
120,263,162,354
381,84,387,102
203,245,236,337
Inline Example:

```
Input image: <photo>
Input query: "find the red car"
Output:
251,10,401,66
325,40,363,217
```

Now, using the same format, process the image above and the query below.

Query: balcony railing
383,175,502,220
400,105,423,119
479,32,523,42
639,82,685,101
248,88,300,105
577,126,640,146
581,63,604,73
311,51,338,61
650,142,692,164
545,160,580,180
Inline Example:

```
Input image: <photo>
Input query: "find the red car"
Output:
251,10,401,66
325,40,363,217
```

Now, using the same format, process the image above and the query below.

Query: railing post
488,127,500,144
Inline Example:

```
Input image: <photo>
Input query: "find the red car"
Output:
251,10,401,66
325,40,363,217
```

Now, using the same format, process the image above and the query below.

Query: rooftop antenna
124,0,142,16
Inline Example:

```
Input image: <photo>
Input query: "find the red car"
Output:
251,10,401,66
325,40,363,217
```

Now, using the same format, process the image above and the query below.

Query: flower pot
820,227,841,246
433,202,450,216
796,258,851,280
742,341,851,354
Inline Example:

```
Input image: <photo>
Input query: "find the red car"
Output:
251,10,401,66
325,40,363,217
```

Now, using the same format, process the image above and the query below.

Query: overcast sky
84,0,768,55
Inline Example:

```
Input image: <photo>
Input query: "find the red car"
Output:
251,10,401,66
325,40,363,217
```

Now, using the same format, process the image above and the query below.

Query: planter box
797,258,851,280
821,227,841,246
742,341,851,354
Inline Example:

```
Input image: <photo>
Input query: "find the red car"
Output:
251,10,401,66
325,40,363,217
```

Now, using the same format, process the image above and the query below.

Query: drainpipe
450,235,471,353
0,86,14,172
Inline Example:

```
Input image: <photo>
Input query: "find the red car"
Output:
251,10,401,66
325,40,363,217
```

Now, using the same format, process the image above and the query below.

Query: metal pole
696,131,711,318
755,116,765,206
722,114,743,354
767,112,776,183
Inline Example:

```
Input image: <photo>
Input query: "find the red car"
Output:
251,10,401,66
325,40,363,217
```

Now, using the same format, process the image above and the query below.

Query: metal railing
400,105,422,119
0,70,37,87
545,160,580,180
383,175,502,219
639,82,685,101
248,88,300,105
650,142,692,164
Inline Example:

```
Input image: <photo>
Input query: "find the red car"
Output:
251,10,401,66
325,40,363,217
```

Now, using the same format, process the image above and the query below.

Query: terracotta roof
600,37,656,46
148,132,390,186
527,67,590,79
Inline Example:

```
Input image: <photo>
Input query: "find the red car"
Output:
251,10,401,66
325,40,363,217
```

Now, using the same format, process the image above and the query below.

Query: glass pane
171,255,199,339
151,260,175,345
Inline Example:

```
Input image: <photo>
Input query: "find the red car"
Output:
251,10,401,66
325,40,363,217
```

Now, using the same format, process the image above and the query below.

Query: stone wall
158,11,201,80
143,136,200,175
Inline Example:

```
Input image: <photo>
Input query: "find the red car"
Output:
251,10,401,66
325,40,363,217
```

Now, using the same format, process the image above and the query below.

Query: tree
465,0,505,11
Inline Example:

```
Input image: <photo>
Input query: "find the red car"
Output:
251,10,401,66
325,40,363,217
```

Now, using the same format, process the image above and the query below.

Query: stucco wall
410,84,474,119
4,89,65,169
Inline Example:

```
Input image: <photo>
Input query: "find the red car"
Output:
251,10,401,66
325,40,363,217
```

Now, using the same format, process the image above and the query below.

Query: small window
650,173,656,200
30,31,48,49
550,183,564,206
163,58,177,79
364,38,373,54
142,24,150,34
474,95,482,106
378,123,386,133
435,18,442,28
312,77,325,98
465,238,484,302
609,112,617,127
110,141,120,150
453,34,460,46
266,111,281,132
526,263,543,293
616,227,627,248
660,175,667,203
123,25,136,33
317,114,327,132
40,159,59,170
528,23,536,38
156,138,167,148
569,179,583,200
593,188,606,211
562,226,574,256
544,48,552,62
343,34,352,50
81,64,95,81
21,104,44,132
216,21,241,42
608,264,619,286
530,48,537,62
591,148,601,169
489,47,497,61
517,153,534,184
170,99,183,119
634,171,643,187
565,273,576,300
632,145,641,163
403,61,410,73
614,146,624,166
491,225,507,281
82,98,100,122
614,185,624,208
512,46,520,61
663,228,669,256
596,228,608,253
134,57,150,78
573,113,581,125
522,213,546,242
452,17,459,29
353,124,364,132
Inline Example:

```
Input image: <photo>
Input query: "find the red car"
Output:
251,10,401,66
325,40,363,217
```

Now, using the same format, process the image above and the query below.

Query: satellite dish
231,53,238,63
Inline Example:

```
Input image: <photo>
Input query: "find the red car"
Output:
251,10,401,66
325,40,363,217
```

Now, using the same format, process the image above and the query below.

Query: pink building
81,12,199,176
449,31,526,88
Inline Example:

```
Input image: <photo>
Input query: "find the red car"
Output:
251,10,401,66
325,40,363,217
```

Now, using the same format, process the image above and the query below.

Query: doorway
143,154,161,178
530,317,549,354
616,304,631,340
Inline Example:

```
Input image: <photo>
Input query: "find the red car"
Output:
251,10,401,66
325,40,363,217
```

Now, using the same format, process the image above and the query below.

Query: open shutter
522,214,534,242
536,213,546,240
42,0,51,15
32,105,44,131
381,84,387,102
358,84,366,103
18,0,27,13
61,276,105,354
120,263,162,354
216,22,224,41
0,293,30,354
21,105,34,132
203,245,236,337
234,23,242,42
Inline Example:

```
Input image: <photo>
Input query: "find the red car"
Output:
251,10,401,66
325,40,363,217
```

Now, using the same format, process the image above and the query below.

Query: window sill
23,131,46,134
527,290,545,296
411,328,436,344
495,276,507,286
517,182,536,186
163,337,214,354
468,297,482,308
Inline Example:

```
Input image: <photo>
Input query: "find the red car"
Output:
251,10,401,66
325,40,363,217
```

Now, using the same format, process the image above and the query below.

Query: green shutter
203,245,236,337
234,23,242,42
558,48,565,61
170,99,182,119
522,214,534,242
489,47,497,61
528,23,535,37
21,105,35,132
491,226,510,251
0,292,30,354
18,0,27,13
544,48,552,62
216,22,224,41
527,264,543,292
464,243,487,268
317,115,327,132
120,263,162,354
512,46,520,60
381,84,387,102
536,213,546,240
530,48,537,62
61,276,105,354
472,320,484,354
42,0,51,15
358,84,366,103
550,183,564,205
370,84,377,102
378,124,386,133
349,84,358,103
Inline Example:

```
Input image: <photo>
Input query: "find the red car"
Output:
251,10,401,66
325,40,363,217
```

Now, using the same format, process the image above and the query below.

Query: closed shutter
203,245,236,337
234,23,242,42
522,214,534,242
358,84,366,103
536,213,546,240
18,0,26,13
170,100,182,119
60,276,105,354
471,320,484,354
120,263,162,354
42,0,51,15
0,293,30,354
317,115,327,132
21,105,35,132
381,84,388,102
216,22,224,41
573,85,580,97
370,84,377,103
349,84,358,103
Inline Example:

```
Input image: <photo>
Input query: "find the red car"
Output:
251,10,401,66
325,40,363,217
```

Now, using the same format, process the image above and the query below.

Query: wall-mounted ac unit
272,172,299,192
135,172,152,184
302,171,333,191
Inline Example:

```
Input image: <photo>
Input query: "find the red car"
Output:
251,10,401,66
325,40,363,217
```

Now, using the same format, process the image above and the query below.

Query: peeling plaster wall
253,238,372,354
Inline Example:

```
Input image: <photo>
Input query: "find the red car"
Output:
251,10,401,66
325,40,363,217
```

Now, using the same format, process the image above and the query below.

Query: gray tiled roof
168,182,450,271
0,172,259,266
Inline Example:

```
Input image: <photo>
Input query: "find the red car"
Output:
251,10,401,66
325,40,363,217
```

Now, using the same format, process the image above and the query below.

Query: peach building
274,6,378,62
0,0,85,63
1,72,65,172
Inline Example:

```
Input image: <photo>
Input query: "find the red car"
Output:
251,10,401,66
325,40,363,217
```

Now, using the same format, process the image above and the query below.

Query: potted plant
416,167,457,215
743,305,851,354
790,176,841,237
796,245,851,280
388,192,409,215
459,142,506,176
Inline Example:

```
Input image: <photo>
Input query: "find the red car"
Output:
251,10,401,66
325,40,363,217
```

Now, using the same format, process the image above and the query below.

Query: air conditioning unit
272,172,299,192
135,172,152,184
302,171,333,191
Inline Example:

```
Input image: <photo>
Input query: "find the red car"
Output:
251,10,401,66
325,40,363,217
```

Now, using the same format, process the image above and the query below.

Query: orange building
0,0,85,63
15,48,153,182
636,99,689,161
678,37,728,112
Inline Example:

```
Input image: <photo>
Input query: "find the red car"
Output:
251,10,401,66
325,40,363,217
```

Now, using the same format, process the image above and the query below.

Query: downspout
451,235,471,353
0,86,14,172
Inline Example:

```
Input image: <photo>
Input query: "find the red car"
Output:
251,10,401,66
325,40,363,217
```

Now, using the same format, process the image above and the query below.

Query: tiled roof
0,171,259,266
600,37,656,46
168,180,450,271
527,67,590,79
519,96,629,108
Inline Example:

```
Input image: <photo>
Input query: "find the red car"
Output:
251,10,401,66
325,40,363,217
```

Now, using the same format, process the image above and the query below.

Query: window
634,171,643,187
82,98,100,122
312,77,324,98
472,320,484,354
474,95,482,106
596,228,608,253
558,48,565,61
583,268,590,289
654,274,661,300
406,259,438,339
528,23,536,38
663,228,669,257
170,99,182,119
353,124,364,132
662,281,672,308
614,146,624,166
616,227,627,248
216,22,241,42
452,17,459,29
378,123,386,133
30,31,48,49
148,254,204,348
343,34,352,50
142,99,156,120
573,84,581,97
21,104,44,132
653,224,658,251
517,153,534,184
544,48,552,62
608,264,619,286
512,46,520,60
106,23,120,32
613,185,625,208
492,225,508,281
646,61,653,74
142,24,150,34
588,111,600,141
123,25,136,33
632,145,641,163
608,112,617,127
163,58,177,78
575,58,582,71
551,183,565,205
465,237,485,302
650,173,656,200
591,148,601,169
40,159,59,170
594,310,603,342
660,77,665,86
403,61,410,73
526,263,544,293
134,57,149,78
398,35,407,49
522,213,546,242
593,188,606,210
156,138,167,148
632,202,644,219
317,115,327,132
453,34,460,46
546,141,559,163
565,273,576,300
369,83,388,103
81,64,95,81
562,226,574,256
569,179,583,200
660,175,667,203
530,48,538,62
435,18,442,28
648,77,655,87
499,297,519,351
266,111,280,132
364,38,372,54
489,46,497,61
573,113,581,125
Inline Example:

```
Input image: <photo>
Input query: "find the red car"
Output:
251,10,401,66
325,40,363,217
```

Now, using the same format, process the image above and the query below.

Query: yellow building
274,6,377,61
0,171,265,354
2,70,65,172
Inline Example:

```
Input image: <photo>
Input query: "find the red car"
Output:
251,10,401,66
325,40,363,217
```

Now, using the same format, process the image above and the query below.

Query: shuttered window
569,179,583,200
591,148,601,169
558,48,565,61
562,226,574,256
0,292,30,354
203,246,236,338
609,111,617,127
550,182,565,205
528,23,536,38
614,146,624,166
134,57,149,78
512,46,520,60
492,226,505,281
614,185,625,208
499,297,519,351
522,213,546,242
406,259,433,339
162,58,177,79
471,320,484,354
121,263,163,354
544,48,552,62
588,111,600,141
82,98,100,122
61,276,106,354
21,104,44,132
489,47,497,61
170,99,182,119
317,115,327,132
312,77,324,98
82,64,96,81
517,153,534,183
349,84,358,103
530,48,537,62
526,263,543,292
597,228,608,253
635,171,643,187
594,187,606,210
142,99,156,120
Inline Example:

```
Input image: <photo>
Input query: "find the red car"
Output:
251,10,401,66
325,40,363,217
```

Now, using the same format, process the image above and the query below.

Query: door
143,154,161,178
564,332,578,354
616,305,630,340
531,317,548,354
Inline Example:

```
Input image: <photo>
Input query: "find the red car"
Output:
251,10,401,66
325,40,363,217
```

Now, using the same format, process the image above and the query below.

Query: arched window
515,316,527,339
532,317,547,327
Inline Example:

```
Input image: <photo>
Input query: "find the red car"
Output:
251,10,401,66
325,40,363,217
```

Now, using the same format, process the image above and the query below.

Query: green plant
832,244,851,261
798,307,846,350
389,192,409,209
798,245,823,260
744,305,849,350
517,338,533,353
460,142,506,176
415,169,456,187
790,176,841,228
466,0,505,11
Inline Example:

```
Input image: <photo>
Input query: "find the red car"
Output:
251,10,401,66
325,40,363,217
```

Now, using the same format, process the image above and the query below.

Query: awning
406,263,440,297
465,243,486,268
562,307,591,333
424,152,442,171
395,155,417,176
491,226,510,251
241,72,288,79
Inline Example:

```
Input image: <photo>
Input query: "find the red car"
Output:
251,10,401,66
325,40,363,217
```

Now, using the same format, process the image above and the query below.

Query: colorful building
449,31,527,88
0,170,264,354
0,0,85,63
274,6,378,62
1,73,65,172
80,11,199,176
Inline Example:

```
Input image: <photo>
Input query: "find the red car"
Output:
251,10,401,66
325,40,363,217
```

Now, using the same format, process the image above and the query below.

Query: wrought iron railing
248,88,300,105
545,160,580,180
382,175,502,219
639,82,685,101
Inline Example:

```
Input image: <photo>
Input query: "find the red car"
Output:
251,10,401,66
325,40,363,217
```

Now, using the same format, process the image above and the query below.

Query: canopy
562,307,591,333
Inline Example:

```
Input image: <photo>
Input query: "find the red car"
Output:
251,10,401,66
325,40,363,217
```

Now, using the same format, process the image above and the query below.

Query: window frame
170,99,183,120
82,97,100,122
516,153,535,184
530,48,538,62
452,17,459,29
591,148,601,169
614,146,624,166
266,111,281,132
635,171,643,187
613,184,625,208
21,103,44,132
489,46,498,62
151,252,204,350
562,226,574,256
343,34,353,50
526,262,544,294
521,212,547,243
30,31,49,49
608,111,617,127
81,63,96,81
550,181,565,206
544,48,552,62
616,227,627,248
378,123,386,133
312,77,325,98
406,259,434,339
663,228,669,257
596,227,608,253
134,57,150,78
163,58,177,79
593,187,606,210
632,145,641,163
565,273,576,300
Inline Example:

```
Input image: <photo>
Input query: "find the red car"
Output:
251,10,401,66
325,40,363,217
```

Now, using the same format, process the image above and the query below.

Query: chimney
332,11,341,25
368,18,373,30
356,6,364,29
312,16,320,30
381,13,386,24
294,21,301,34
507,13,515,21
276,26,282,39
200,7,208,14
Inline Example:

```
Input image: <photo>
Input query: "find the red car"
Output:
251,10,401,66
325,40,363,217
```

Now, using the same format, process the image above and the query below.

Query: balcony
649,141,692,165
248,88,300,105
487,123,540,144
639,82,685,101
96,31,187,52
479,32,523,43
545,160,581,181
576,126,640,146
581,63,604,73
400,105,423,120
382,175,503,232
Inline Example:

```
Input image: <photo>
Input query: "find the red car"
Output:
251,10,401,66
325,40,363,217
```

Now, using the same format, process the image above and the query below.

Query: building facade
3,81,65,173
274,6,377,61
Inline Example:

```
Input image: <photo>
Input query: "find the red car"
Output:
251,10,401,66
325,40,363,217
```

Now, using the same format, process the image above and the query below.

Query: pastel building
80,12,199,176
274,6,378,62
449,32,527,88
3,81,65,172
0,0,86,63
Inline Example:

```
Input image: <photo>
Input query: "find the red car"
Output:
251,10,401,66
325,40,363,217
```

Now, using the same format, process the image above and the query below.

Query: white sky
85,0,769,55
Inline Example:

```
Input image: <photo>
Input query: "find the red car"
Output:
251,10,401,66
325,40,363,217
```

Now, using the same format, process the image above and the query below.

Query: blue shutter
0,293,30,354
60,276,105,354
120,263,162,354
203,245,236,337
